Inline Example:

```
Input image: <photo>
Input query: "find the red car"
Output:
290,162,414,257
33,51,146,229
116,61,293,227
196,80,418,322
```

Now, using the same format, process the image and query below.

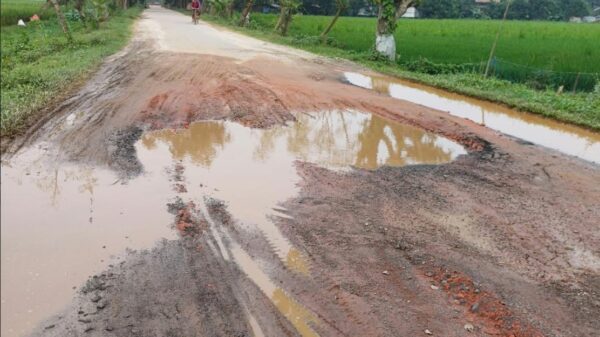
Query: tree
48,0,73,42
74,0,86,18
275,0,301,35
347,0,369,16
302,0,336,15
373,0,417,60
457,0,475,18
118,0,129,9
320,0,347,42
239,0,254,26
528,0,560,20
204,0,234,17
560,0,591,18
417,0,458,18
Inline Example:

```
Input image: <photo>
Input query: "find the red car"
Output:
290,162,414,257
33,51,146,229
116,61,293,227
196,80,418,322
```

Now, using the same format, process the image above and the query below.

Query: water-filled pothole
137,109,465,336
343,72,600,164
138,109,465,266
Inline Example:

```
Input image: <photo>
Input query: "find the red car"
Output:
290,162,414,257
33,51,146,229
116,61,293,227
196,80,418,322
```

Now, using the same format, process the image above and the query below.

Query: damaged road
2,6,599,337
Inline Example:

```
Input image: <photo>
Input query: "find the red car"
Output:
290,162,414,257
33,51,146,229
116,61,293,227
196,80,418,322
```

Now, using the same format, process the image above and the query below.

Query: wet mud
3,6,600,337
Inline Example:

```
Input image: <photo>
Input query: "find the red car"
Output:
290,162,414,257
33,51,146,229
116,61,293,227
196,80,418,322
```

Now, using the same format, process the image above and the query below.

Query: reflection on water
141,122,231,167
286,248,310,275
144,110,465,171
261,110,465,169
231,245,321,337
343,72,600,164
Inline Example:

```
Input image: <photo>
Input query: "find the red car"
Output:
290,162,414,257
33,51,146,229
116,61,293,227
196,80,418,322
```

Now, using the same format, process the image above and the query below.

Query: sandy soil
3,6,599,337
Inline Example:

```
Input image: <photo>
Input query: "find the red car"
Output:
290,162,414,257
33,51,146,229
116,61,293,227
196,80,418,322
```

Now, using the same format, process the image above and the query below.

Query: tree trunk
275,6,285,31
374,0,414,61
48,0,73,43
239,0,254,26
375,4,395,60
226,0,234,17
394,1,411,20
320,1,345,43
74,0,85,18
280,8,292,35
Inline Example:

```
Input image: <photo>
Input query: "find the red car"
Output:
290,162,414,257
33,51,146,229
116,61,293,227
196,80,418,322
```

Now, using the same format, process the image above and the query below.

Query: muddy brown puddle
344,72,600,164
1,109,465,337
1,146,177,337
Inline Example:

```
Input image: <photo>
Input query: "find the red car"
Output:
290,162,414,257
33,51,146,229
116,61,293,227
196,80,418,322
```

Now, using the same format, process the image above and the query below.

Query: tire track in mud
32,160,303,337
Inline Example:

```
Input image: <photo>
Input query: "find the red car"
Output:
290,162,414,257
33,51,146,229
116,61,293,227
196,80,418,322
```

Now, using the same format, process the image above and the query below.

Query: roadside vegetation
166,0,600,130
0,1,144,139
249,14,600,74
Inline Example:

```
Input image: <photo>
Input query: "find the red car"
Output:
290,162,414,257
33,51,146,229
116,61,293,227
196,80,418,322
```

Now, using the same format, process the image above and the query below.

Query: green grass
0,7,143,137
199,14,600,130
250,14,600,74
1,0,55,26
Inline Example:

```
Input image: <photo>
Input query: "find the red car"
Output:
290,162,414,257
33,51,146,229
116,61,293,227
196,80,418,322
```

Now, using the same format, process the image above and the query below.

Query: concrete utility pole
485,0,511,77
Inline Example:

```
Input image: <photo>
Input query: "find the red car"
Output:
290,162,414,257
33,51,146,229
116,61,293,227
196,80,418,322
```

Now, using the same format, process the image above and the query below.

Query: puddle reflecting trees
144,110,464,171
141,122,231,167
256,110,464,170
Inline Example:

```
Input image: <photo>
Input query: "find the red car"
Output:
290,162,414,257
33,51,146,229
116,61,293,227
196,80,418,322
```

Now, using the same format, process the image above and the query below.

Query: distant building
357,6,376,17
357,6,418,18
262,3,279,14
401,7,419,18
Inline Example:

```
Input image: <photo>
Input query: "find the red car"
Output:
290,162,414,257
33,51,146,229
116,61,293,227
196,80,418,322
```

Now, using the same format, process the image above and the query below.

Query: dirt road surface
2,6,599,337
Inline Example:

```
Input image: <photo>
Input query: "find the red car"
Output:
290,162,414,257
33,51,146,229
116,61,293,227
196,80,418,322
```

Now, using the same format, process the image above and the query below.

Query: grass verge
0,6,143,140
198,14,600,131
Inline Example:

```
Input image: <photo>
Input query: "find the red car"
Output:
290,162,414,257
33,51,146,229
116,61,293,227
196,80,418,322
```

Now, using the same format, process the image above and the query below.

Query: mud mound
274,154,600,337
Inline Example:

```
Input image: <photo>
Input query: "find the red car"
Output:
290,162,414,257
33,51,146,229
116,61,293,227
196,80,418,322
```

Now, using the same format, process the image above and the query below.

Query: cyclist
191,0,201,24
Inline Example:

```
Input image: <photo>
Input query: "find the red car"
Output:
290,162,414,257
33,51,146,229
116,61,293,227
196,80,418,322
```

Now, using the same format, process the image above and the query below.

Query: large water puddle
343,72,600,164
1,109,465,337
136,109,465,336
0,147,177,337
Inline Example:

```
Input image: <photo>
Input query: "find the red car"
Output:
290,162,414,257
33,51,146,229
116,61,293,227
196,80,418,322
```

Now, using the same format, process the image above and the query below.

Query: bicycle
192,8,199,24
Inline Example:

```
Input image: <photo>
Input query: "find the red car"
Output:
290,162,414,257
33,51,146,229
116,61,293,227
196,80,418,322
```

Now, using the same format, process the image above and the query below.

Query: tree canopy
417,0,593,20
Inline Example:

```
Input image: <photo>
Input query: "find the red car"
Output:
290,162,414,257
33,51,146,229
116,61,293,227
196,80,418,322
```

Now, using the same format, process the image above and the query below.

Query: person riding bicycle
191,0,201,23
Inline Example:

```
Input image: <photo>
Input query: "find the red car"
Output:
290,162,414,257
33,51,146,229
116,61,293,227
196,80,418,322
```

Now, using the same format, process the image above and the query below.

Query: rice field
250,14,600,74
1,0,54,27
